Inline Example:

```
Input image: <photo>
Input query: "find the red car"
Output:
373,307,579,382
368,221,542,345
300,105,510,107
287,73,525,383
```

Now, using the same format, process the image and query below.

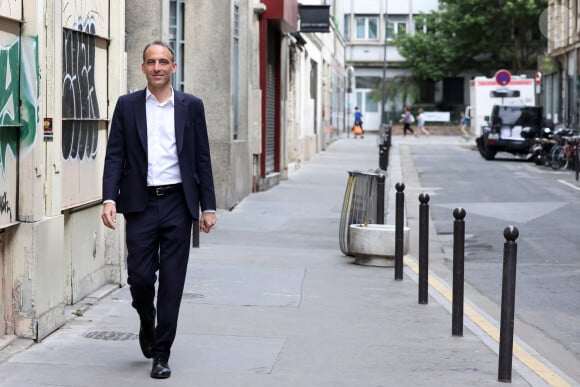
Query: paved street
0,134,576,386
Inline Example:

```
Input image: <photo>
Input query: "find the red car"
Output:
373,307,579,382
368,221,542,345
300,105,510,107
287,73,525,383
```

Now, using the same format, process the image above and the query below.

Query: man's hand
101,202,117,229
200,212,216,233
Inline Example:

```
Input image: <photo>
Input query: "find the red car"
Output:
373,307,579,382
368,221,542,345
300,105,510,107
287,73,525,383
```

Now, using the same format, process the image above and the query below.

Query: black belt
148,183,182,197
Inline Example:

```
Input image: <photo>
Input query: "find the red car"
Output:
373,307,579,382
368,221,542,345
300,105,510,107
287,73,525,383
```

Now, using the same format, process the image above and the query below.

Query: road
402,140,580,380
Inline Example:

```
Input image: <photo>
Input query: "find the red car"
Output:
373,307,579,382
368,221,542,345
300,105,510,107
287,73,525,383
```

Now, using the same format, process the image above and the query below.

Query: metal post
376,174,386,224
379,144,388,170
452,208,466,336
498,226,519,383
380,0,388,128
418,193,429,304
192,220,200,248
394,182,405,280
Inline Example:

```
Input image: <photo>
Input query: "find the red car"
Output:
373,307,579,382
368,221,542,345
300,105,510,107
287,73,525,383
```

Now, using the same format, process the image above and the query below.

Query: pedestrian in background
101,40,217,380
400,106,415,136
416,108,430,137
460,111,471,139
353,106,364,138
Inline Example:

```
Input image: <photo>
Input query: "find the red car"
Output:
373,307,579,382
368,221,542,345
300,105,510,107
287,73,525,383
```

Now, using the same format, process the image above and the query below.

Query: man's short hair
143,40,175,62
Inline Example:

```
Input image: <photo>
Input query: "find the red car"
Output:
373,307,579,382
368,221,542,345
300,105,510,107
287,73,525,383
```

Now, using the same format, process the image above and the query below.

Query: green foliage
395,0,548,81
368,77,420,111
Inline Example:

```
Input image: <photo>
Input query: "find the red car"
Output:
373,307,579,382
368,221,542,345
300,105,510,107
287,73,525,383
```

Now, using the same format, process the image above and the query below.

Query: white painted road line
558,179,580,191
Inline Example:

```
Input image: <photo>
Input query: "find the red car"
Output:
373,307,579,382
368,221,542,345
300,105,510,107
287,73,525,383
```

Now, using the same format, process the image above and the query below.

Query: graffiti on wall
63,0,107,36
0,35,39,225
0,192,11,220
62,18,100,161
0,0,20,19
0,39,19,177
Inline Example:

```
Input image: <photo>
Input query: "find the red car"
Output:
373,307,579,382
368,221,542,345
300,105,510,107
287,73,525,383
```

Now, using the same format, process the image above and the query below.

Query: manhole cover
182,292,206,299
83,331,138,341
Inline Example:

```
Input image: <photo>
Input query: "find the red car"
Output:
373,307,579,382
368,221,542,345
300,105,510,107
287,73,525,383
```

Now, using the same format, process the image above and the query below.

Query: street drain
83,331,138,341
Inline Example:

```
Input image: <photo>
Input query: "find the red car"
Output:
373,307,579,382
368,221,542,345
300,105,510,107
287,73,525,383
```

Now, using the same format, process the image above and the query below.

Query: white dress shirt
146,88,182,186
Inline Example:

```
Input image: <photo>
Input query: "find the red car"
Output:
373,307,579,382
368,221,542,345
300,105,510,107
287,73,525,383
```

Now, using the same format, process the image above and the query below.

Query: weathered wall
0,0,126,340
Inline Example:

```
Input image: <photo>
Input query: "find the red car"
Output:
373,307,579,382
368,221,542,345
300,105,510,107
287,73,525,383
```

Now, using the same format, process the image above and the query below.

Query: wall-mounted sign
299,5,330,33
44,118,53,142
537,55,557,74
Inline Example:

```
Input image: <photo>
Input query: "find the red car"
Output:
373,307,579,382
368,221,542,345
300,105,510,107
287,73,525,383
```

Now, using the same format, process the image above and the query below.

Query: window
415,17,428,34
62,24,109,208
356,76,380,89
443,77,464,105
355,16,378,40
387,20,407,41
355,76,380,113
169,0,185,91
343,14,350,40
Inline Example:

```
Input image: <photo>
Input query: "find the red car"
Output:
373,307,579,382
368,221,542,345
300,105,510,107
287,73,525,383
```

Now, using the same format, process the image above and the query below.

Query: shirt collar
146,87,175,106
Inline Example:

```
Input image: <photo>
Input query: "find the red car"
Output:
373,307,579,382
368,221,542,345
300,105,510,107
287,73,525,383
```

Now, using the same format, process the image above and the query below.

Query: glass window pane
365,93,379,112
344,15,350,40
387,22,395,40
356,92,363,108
397,22,407,35
356,17,365,39
356,76,380,89
368,18,378,39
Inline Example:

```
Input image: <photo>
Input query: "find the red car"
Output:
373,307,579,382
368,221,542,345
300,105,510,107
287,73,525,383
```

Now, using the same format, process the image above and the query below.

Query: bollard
192,220,200,248
498,226,519,383
394,182,405,280
418,193,430,304
379,144,388,170
452,208,466,336
376,174,386,224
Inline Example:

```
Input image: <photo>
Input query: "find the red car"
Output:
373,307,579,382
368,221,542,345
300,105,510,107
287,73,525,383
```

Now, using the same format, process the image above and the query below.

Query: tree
396,0,548,81
368,76,420,117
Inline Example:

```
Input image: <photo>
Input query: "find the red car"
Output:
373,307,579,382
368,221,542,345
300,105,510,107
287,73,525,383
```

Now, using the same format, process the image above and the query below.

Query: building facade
1,0,344,343
337,0,440,130
0,0,126,340
545,0,574,126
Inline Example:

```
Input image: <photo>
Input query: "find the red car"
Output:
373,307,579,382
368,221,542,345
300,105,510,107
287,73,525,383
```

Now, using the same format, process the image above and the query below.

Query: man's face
141,45,176,90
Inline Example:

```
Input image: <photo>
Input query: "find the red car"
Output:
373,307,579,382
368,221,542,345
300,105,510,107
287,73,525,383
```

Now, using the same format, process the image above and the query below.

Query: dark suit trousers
124,187,193,358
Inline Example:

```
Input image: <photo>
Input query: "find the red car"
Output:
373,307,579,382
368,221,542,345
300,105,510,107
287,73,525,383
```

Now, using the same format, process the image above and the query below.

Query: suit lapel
135,90,148,152
174,91,186,154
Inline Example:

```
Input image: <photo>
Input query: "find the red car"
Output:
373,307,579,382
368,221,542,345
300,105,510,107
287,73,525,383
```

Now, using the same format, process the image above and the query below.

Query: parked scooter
529,127,556,166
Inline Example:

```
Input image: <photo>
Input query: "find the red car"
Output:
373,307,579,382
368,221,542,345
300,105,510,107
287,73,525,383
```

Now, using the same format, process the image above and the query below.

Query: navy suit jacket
102,89,216,220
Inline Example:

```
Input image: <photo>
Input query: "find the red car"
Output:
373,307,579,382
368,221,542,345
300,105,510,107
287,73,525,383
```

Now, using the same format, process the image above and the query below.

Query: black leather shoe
151,356,171,379
139,323,155,359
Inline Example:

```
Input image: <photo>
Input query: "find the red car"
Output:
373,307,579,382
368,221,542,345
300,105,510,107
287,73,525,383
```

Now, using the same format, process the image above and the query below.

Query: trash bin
338,169,386,256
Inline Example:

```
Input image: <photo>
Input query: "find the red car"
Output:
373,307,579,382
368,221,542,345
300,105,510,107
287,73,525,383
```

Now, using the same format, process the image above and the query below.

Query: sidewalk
0,134,543,386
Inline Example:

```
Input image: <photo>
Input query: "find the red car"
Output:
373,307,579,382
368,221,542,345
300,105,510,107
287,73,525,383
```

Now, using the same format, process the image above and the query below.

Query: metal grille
265,37,277,174
83,331,138,341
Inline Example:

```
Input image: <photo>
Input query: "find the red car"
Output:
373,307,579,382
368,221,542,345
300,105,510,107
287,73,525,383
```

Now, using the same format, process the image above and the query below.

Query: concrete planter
348,224,410,267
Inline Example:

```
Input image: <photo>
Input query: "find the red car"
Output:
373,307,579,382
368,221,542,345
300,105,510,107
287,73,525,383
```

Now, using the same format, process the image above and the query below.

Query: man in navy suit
101,41,217,379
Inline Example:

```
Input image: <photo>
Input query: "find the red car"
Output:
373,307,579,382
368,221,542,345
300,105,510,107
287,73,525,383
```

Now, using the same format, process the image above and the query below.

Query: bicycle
550,135,580,171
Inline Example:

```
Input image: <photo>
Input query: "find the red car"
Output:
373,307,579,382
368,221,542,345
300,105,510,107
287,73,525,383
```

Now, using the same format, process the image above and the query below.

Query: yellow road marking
403,256,571,386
